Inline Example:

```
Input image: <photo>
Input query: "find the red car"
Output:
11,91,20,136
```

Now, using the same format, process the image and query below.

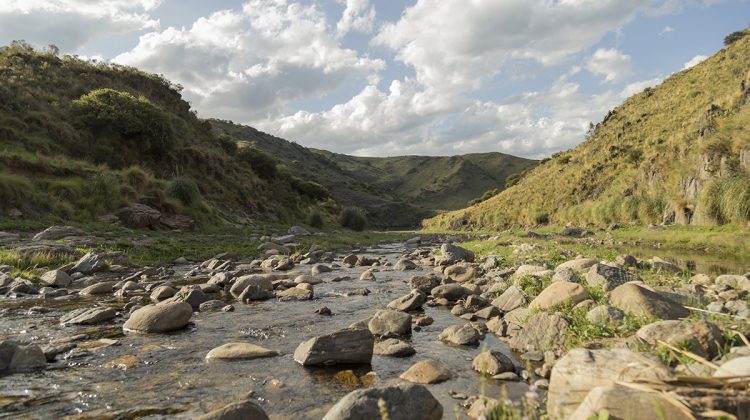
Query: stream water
0,242,525,419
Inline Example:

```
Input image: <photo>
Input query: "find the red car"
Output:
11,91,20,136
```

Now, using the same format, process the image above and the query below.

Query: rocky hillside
0,42,328,227
425,29,750,230
212,120,536,228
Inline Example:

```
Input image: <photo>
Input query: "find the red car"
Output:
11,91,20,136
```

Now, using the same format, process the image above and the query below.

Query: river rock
359,269,376,281
374,339,415,357
508,312,568,352
584,264,640,291
547,348,673,419
635,320,722,359
0,341,46,373
166,286,210,310
79,281,115,295
276,285,313,301
258,242,289,254
491,285,526,312
444,264,476,282
716,274,750,291
514,264,549,277
237,285,273,302
230,275,274,297
555,258,598,272
60,307,116,326
311,264,332,275
150,285,176,301
294,328,374,366
610,283,689,319
368,310,411,338
475,306,501,319
650,256,683,274
472,350,514,375
409,275,440,293
387,290,426,312
529,282,588,310
197,399,269,420
294,275,322,285
399,360,451,384
123,302,193,333
585,305,624,325
205,343,278,360
322,383,442,420
40,269,72,287
438,324,480,346
714,355,750,377
440,243,475,264
394,259,417,271
430,283,467,301
71,252,106,274
570,383,692,420
552,267,579,283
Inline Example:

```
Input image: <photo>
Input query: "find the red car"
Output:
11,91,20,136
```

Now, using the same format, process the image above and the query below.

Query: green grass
0,248,78,278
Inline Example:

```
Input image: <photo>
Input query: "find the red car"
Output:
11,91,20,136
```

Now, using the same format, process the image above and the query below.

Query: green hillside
0,42,328,226
211,120,537,227
425,29,750,231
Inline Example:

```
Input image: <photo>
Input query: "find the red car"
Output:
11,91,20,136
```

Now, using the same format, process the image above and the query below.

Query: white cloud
336,0,376,38
683,54,708,69
585,48,632,83
0,0,160,51
659,25,675,36
114,0,384,121
373,0,650,94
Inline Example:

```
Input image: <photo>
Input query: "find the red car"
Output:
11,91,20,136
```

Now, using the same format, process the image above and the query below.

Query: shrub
339,207,366,231
71,88,174,157
532,210,549,225
306,210,324,228
700,174,750,225
165,176,201,206
724,29,747,46
122,166,151,194
290,177,330,200
237,147,278,179
217,134,238,156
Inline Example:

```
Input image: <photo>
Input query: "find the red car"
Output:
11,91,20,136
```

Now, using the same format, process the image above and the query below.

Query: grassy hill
211,120,537,227
0,42,329,227
425,29,750,231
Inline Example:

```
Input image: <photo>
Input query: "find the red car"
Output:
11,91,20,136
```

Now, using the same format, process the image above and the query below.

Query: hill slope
425,29,750,230
0,42,327,226
211,120,537,227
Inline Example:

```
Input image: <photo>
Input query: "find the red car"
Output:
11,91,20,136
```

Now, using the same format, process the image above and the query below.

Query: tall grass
699,173,750,224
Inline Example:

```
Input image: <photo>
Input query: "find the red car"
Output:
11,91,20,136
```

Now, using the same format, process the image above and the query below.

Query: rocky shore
1,225,749,419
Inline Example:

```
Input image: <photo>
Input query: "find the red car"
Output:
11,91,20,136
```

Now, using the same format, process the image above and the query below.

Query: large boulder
440,243,475,264
529,282,588,311
40,269,72,287
547,348,673,419
438,324,480,346
610,283,689,320
229,275,275,297
472,350,515,375
196,399,269,420
584,264,640,291
116,203,161,229
368,310,412,338
0,341,46,373
322,383,442,420
491,285,526,312
293,328,374,366
635,320,723,359
71,252,106,274
508,312,568,352
387,290,426,312
394,259,418,271
399,360,451,384
444,264,476,282
122,302,193,333
409,275,440,293
570,383,693,420
430,283,467,301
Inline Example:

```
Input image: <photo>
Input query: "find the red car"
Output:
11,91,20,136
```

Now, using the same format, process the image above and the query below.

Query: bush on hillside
306,210,324,228
290,177,330,200
217,134,238,156
532,210,549,225
339,207,366,231
725,30,747,46
71,88,174,157
166,176,201,206
237,147,278,179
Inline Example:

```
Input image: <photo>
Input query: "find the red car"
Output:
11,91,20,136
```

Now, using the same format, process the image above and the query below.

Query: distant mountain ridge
211,120,537,227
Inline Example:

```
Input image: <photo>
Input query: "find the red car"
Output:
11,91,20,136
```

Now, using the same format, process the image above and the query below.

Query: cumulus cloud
114,0,384,121
585,48,632,83
0,0,160,51
336,0,376,38
683,54,708,69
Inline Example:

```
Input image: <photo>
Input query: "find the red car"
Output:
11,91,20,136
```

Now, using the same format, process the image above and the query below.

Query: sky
0,1,748,158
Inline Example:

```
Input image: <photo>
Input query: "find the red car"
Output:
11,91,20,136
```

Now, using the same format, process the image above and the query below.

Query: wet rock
311,264,332,275
276,285,314,301
71,252,106,274
409,274,440,293
493,372,520,381
508,312,568,352
230,275,274,297
40,269,72,288
387,290,426,312
122,302,193,333
103,355,139,370
491,285,526,312
610,283,689,319
399,360,451,384
237,285,273,302
150,285,176,301
529,281,588,311
359,269,376,281
79,281,115,295
636,320,723,359
444,264,476,282
585,305,624,325
342,254,358,265
368,310,411,338
394,259,417,271
438,324,480,346
570,383,691,420
472,350,514,375
205,343,278,360
197,399,269,420
414,315,433,326
315,306,332,316
374,339,415,357
440,243,475,264
0,341,46,373
41,342,76,362
294,327,374,366
32,225,84,241
584,263,640,291
60,306,116,326
199,300,227,312
165,286,210,310
547,348,673,419
430,283,467,301
322,383,442,420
